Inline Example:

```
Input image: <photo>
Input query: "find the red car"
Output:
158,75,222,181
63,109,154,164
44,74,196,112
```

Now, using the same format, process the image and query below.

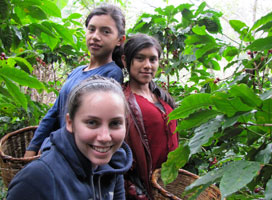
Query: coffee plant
1,0,272,199
127,2,272,199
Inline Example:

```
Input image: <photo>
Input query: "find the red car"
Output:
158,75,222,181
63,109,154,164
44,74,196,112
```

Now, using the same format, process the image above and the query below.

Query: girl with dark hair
122,34,179,199
24,4,126,157
7,76,133,200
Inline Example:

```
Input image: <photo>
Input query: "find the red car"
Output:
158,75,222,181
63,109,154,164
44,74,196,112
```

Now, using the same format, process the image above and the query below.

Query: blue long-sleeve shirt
27,62,123,152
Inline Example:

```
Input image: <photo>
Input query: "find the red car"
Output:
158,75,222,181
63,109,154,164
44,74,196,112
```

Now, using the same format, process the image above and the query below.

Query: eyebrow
135,53,158,58
88,24,112,30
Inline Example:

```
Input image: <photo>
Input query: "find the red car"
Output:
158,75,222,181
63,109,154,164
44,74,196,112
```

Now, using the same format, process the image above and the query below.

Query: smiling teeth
91,146,111,153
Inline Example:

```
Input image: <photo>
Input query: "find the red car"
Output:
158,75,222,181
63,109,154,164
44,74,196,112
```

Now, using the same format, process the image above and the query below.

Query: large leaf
25,5,47,20
229,84,262,107
39,0,61,18
51,23,75,46
255,99,272,132
220,160,261,197
185,34,215,45
0,66,44,89
0,103,17,115
169,93,213,120
211,93,253,117
195,44,216,59
29,23,56,38
246,36,272,51
189,116,222,155
185,168,224,196
0,75,27,110
192,25,207,35
260,89,272,100
161,142,190,185
251,11,272,31
255,143,272,164
13,0,61,18
177,110,221,131
265,178,272,200
194,2,206,17
223,46,239,62
229,20,248,34
11,57,33,73
41,32,59,51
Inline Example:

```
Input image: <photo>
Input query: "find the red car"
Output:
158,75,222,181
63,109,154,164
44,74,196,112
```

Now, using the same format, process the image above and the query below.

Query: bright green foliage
128,2,272,199
0,0,88,134
1,0,272,199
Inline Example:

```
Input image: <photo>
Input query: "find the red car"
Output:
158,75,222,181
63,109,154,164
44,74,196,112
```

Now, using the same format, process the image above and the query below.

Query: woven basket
0,126,40,188
152,168,221,200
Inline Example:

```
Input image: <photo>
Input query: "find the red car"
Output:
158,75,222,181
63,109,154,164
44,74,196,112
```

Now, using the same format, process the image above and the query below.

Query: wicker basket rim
151,168,221,200
0,126,40,162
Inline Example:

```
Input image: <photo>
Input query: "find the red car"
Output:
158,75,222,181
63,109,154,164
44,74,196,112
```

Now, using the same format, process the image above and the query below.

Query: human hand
24,150,37,158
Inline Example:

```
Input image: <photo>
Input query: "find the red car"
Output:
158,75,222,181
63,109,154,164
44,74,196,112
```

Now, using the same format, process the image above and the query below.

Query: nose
143,59,152,69
97,126,111,142
92,30,101,41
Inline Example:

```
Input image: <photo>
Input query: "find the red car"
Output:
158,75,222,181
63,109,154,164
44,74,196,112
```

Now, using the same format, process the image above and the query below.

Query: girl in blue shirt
24,4,126,157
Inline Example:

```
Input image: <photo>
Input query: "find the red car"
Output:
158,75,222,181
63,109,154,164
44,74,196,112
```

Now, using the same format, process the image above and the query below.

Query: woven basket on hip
0,126,40,188
152,168,221,200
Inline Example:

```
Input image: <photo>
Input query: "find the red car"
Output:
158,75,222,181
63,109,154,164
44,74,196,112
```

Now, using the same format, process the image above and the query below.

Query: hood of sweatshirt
50,127,132,180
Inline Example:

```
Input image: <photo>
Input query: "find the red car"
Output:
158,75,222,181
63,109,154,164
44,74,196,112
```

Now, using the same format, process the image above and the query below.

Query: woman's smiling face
66,91,126,167
129,46,159,86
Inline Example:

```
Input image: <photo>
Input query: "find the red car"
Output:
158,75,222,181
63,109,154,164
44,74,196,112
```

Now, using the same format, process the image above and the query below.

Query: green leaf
223,46,239,61
0,0,10,20
222,111,252,129
260,89,272,100
194,2,206,17
212,93,253,117
251,11,272,31
29,23,56,38
26,5,47,20
255,143,272,164
181,8,194,21
0,103,17,115
198,17,222,34
40,0,61,18
52,23,75,46
265,178,272,200
255,100,272,132
189,116,222,155
0,66,44,89
0,75,27,110
185,168,224,193
229,84,262,107
52,0,68,10
208,60,220,70
229,20,248,34
41,32,59,51
220,160,261,197
0,86,12,99
195,44,215,59
185,34,215,45
67,13,82,20
192,25,207,35
12,57,33,73
246,36,272,51
161,142,190,185
169,93,213,120
177,110,221,131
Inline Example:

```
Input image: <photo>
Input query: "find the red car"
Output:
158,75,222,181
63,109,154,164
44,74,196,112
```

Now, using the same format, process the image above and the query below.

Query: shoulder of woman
7,160,55,199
